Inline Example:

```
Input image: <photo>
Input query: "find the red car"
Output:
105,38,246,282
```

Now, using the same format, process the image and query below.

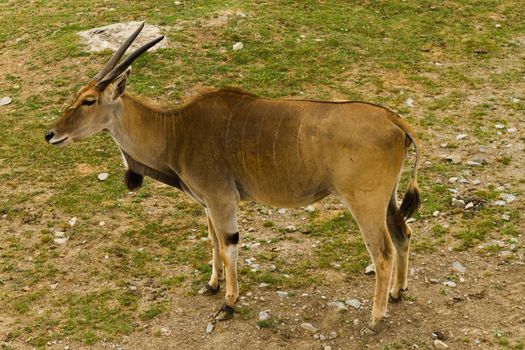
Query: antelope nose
45,130,54,142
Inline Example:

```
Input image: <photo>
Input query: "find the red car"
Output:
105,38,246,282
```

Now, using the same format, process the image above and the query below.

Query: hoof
389,288,407,303
198,283,220,296
213,303,235,321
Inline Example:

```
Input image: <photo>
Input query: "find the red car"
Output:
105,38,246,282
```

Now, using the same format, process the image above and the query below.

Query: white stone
500,193,516,203
471,179,481,185
232,42,244,50
324,346,332,350
443,281,456,288
451,261,466,274
53,237,68,245
97,172,109,181
328,331,337,339
259,311,270,321
449,177,458,183
206,322,214,333
304,205,315,213
433,339,449,349
440,143,448,148
0,96,12,106
285,225,297,232
432,211,440,217
78,21,167,53
345,298,362,309
507,127,517,133
300,322,318,333
466,161,482,167
160,328,171,336
99,221,106,226
456,134,467,140
405,98,414,107
277,208,287,214
494,200,506,206
259,282,269,288
276,291,288,298
495,124,505,129
364,263,375,275
54,231,66,238
501,214,510,221
327,301,348,312
68,217,77,227
451,198,465,207
464,202,474,209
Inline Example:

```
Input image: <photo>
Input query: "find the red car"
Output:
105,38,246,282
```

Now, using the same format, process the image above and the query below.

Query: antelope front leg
207,203,239,321
198,211,224,295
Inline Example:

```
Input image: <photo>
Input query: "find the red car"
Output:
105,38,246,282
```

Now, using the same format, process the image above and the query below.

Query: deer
45,23,421,334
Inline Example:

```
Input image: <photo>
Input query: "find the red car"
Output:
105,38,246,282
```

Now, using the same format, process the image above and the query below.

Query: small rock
0,96,12,106
232,42,244,50
97,172,109,181
500,250,512,258
259,282,269,288
440,143,448,148
464,202,474,209
494,200,506,206
328,301,348,312
471,179,481,185
429,278,440,284
405,98,414,108
466,160,483,167
277,208,287,214
443,281,456,288
276,291,288,298
432,211,440,217
507,127,517,133
451,261,466,274
53,237,68,245
54,231,66,238
433,339,449,349
300,322,318,333
446,154,462,164
324,346,332,350
500,193,516,203
364,263,375,275
174,1,182,5
160,328,171,336
259,311,270,321
329,331,337,339
285,225,297,233
501,214,510,221
345,298,362,309
451,198,465,208
68,217,77,227
248,227,255,232
99,221,106,226
50,283,59,289
448,177,458,183
304,205,315,213
495,124,505,129
456,134,467,140
206,322,214,333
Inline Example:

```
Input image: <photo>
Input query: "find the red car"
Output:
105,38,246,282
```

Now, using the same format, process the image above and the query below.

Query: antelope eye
82,99,96,106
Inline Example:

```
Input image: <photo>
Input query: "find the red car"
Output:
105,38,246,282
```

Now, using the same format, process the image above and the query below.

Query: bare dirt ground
1,3,524,350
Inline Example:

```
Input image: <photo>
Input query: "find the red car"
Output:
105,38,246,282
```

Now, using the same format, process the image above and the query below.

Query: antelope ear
110,67,132,100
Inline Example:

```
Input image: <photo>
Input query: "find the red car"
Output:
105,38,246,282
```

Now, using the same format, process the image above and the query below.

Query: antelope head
45,23,163,146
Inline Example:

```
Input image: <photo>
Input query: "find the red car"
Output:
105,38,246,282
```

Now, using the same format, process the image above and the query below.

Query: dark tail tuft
125,169,144,190
399,182,421,219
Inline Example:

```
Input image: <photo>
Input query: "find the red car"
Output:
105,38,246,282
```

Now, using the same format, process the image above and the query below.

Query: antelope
46,23,421,333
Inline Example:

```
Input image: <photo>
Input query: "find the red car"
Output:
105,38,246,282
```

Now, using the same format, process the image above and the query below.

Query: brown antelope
46,23,421,333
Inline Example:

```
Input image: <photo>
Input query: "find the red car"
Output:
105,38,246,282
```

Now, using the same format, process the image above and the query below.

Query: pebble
500,193,516,203
259,311,270,321
68,217,77,227
464,202,474,209
276,291,288,298
451,261,466,274
495,124,505,129
466,160,483,167
259,282,269,288
328,331,337,339
0,96,12,106
160,328,171,336
324,346,332,350
433,339,449,349
494,200,507,206
451,198,465,208
54,231,66,238
448,177,458,183
300,322,318,333
500,250,512,258
97,172,109,181
507,127,517,133
99,221,106,226
432,211,440,217
442,281,456,288
277,208,287,214
232,42,244,50
471,179,481,185
440,143,448,148
285,225,297,232
304,205,315,213
364,263,375,275
345,299,362,309
327,301,348,312
405,97,414,107
174,1,182,5
53,237,68,245
501,214,510,221
446,154,462,164
206,322,214,333
456,134,467,140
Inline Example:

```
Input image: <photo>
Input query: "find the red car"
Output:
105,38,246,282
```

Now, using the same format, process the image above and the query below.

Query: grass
0,0,524,348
